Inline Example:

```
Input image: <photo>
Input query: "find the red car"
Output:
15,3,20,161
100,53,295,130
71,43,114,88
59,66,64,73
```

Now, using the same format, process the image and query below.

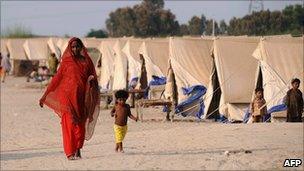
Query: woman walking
39,37,100,160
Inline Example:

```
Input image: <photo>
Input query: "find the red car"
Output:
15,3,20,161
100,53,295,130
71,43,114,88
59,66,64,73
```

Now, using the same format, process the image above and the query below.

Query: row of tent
0,37,101,76
1,35,303,122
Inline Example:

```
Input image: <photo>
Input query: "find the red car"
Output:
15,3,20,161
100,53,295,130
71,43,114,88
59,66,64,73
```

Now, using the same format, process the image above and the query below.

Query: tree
179,24,190,35
106,0,179,37
142,0,164,10
188,16,203,35
219,20,228,35
106,7,136,37
205,19,219,36
227,4,303,36
157,9,180,36
200,14,207,34
86,29,108,38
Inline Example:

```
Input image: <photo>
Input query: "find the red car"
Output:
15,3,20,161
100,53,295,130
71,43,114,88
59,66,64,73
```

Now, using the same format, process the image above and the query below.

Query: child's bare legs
118,142,124,153
115,143,119,152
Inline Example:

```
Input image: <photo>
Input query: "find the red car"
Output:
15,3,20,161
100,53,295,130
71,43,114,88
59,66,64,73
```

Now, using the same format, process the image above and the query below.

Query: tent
6,38,37,76
1,38,8,56
97,39,117,90
56,38,69,56
6,38,27,60
122,39,144,88
252,36,304,121
83,38,103,49
137,38,169,96
23,38,49,64
210,36,260,122
164,37,214,118
47,37,61,59
112,39,128,90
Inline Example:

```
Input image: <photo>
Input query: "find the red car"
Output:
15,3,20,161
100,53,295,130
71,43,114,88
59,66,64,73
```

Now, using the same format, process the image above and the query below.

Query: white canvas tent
211,36,260,121
97,39,117,90
164,37,214,117
6,38,39,76
112,39,128,90
83,38,103,49
47,37,61,59
122,39,144,85
56,38,69,56
6,38,27,60
1,38,8,56
138,38,169,88
252,36,304,118
23,38,49,63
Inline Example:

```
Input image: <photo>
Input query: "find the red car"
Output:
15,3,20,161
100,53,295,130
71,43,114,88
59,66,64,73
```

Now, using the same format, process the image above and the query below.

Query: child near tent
111,90,138,153
250,88,267,123
285,78,303,122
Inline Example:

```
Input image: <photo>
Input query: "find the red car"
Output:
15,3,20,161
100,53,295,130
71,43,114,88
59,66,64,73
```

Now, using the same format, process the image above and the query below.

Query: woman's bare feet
67,154,76,160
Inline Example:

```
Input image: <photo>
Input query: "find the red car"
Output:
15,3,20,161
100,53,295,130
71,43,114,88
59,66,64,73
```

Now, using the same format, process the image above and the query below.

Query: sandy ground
1,76,303,170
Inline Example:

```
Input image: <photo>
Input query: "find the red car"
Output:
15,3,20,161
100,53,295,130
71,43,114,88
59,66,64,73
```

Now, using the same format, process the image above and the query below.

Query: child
250,87,267,123
111,90,138,153
285,78,303,122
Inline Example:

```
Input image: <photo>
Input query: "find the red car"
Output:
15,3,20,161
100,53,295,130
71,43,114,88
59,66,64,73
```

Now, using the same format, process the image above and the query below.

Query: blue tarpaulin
174,85,207,119
128,77,138,89
264,103,287,122
145,75,167,99
149,75,166,86
243,107,251,123
243,102,287,123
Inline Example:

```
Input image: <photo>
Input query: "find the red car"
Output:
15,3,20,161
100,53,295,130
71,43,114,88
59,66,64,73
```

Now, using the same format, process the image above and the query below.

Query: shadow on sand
1,151,61,161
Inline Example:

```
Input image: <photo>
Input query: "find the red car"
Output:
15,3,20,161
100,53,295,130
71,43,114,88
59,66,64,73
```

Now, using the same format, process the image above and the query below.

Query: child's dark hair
255,87,264,93
115,90,129,99
291,78,300,84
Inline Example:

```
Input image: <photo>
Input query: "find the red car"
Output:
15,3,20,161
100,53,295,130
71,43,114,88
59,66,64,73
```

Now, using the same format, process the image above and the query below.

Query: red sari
40,37,100,157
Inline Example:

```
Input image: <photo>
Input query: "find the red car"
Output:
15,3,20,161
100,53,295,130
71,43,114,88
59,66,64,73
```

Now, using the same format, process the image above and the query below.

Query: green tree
200,14,207,34
179,24,190,35
219,20,228,35
157,9,180,36
205,19,219,35
188,16,203,35
86,29,108,38
106,0,179,37
142,0,164,10
106,7,136,37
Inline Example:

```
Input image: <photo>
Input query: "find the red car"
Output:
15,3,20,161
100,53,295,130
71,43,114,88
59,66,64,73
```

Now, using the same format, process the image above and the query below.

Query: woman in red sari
39,37,100,160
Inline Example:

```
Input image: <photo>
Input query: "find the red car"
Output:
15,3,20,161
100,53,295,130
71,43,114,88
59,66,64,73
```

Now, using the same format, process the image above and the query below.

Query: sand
1,76,303,170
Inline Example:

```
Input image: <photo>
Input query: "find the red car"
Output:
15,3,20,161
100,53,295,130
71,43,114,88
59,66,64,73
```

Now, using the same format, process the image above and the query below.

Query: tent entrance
206,61,221,120
256,66,263,89
138,54,148,90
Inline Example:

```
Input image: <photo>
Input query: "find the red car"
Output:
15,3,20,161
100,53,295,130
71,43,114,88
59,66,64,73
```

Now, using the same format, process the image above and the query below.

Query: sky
1,0,302,37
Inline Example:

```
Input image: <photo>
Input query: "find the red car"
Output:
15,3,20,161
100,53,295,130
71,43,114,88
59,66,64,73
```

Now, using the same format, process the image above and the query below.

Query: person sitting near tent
285,78,303,122
41,66,50,81
250,87,267,123
48,53,59,76
27,67,39,82
111,90,138,153
27,66,50,82
1,53,12,83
